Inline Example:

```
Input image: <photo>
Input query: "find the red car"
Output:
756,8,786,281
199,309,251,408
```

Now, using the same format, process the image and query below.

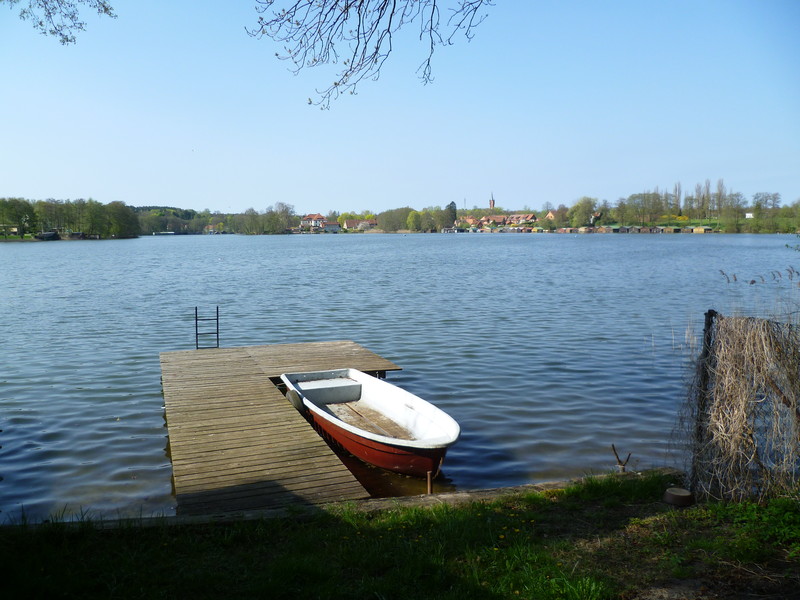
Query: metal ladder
194,306,219,349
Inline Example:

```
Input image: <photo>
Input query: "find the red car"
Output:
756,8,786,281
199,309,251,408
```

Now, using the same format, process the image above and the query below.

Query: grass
2,471,799,599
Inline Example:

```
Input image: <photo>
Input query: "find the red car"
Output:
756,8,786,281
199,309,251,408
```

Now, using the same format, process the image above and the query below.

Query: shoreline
31,468,682,530
3,230,798,243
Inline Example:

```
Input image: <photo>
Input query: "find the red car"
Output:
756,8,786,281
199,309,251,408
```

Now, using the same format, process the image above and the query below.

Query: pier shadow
175,479,337,518
169,475,512,599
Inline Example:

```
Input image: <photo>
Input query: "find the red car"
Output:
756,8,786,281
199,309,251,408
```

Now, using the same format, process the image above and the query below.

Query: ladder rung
195,306,220,350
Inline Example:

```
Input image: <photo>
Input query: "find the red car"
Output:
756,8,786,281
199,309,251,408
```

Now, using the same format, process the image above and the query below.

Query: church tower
489,193,495,210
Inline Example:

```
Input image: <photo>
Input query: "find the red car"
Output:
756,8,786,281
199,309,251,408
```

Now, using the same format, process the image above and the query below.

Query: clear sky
2,0,799,216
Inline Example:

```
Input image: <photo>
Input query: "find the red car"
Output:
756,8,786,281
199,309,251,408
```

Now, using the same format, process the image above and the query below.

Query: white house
300,213,326,229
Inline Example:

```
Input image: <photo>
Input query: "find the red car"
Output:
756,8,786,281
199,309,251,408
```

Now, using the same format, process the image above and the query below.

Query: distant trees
750,192,782,233
720,191,746,233
0,198,36,238
623,191,666,226
6,180,798,240
406,210,422,231
671,182,682,218
393,203,458,232
263,202,297,233
239,208,263,235
136,206,202,234
443,201,457,227
548,204,569,229
377,207,413,232
226,203,299,234
567,197,597,228
106,201,141,238
337,211,376,227
132,204,297,235
593,182,796,232
0,197,139,238
420,210,437,232
508,180,797,232
141,190,800,235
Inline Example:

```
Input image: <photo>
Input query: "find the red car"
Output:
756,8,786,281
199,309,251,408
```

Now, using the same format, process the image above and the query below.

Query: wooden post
426,471,433,495
691,309,718,493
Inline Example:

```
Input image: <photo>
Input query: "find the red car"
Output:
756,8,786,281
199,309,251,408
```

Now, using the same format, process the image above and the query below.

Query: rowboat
280,368,460,478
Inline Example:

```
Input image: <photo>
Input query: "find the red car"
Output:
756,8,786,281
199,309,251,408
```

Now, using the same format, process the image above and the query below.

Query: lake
1,232,797,521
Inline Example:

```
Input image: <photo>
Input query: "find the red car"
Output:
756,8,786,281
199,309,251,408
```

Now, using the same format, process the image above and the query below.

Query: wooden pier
160,341,401,516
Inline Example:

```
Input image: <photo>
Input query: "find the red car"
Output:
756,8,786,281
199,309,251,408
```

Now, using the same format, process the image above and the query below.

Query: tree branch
4,0,116,44
611,444,632,473
248,0,493,107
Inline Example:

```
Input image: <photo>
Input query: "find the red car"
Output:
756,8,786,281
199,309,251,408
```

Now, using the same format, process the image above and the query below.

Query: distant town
292,211,718,235
2,181,797,240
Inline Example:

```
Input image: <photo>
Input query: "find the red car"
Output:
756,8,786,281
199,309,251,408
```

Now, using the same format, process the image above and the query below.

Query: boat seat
298,378,362,404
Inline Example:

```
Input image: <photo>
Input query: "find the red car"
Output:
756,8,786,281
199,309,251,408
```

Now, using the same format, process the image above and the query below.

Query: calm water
1,232,797,521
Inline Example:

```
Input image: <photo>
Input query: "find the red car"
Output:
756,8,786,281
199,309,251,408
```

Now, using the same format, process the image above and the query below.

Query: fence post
690,309,717,493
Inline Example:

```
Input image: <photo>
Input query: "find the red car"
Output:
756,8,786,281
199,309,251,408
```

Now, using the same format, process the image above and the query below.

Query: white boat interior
282,369,460,448
292,376,415,440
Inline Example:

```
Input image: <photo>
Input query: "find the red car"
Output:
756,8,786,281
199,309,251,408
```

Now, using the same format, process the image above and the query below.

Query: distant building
300,213,326,229
507,214,537,225
342,219,377,231
481,215,507,228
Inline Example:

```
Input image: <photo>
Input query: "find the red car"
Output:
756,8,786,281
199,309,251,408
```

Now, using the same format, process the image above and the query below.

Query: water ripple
1,233,796,521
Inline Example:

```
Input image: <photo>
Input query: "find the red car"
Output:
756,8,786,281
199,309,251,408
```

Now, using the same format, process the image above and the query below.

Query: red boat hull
306,410,448,478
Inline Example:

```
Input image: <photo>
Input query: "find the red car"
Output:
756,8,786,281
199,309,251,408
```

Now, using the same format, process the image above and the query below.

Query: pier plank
160,341,401,516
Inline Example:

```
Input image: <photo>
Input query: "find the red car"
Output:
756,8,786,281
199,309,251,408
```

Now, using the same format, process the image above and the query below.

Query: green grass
2,471,799,599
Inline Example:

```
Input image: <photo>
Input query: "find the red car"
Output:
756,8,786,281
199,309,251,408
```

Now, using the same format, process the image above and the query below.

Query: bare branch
248,0,493,108
611,444,632,473
4,0,116,44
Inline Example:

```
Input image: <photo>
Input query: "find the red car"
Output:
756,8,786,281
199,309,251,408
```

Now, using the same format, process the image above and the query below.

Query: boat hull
306,409,448,477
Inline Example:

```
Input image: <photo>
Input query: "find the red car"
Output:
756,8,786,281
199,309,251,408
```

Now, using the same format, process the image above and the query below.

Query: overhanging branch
248,0,493,107
6,0,116,44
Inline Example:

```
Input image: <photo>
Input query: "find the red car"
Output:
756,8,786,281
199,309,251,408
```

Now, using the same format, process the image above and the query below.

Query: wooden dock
159,341,401,516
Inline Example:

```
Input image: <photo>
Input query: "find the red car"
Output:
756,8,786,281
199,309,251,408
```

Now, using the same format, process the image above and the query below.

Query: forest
1,180,797,239
0,197,140,239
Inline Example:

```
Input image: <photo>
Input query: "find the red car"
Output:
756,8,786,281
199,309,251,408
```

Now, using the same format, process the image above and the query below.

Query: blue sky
2,0,798,216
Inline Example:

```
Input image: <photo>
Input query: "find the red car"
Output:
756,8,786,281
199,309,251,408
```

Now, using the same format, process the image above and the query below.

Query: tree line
136,203,301,235
0,197,140,239
376,202,458,233
376,182,795,233
542,181,793,233
3,180,796,240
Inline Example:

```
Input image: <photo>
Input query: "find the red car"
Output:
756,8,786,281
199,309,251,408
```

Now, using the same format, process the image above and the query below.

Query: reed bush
682,310,800,502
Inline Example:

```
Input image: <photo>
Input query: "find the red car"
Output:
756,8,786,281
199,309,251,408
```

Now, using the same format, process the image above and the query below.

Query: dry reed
682,311,800,502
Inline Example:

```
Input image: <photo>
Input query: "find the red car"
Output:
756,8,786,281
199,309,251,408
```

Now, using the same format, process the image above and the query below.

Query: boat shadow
334,448,458,497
